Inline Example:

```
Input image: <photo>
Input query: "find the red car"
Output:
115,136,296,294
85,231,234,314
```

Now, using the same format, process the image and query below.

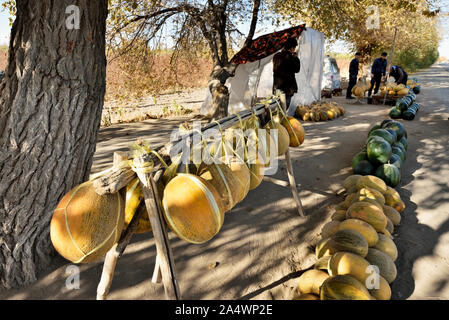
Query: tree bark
0,0,108,289
208,63,238,119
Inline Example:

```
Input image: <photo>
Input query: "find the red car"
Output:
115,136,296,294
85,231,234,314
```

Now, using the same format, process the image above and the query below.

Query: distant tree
107,0,266,119
0,0,108,289
272,0,441,60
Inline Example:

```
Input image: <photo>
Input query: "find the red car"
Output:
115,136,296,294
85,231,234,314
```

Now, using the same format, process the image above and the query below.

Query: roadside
0,63,447,300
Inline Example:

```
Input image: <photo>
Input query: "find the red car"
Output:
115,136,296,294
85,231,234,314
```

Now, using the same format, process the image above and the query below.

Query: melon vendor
389,65,408,86
273,37,301,116
368,52,388,97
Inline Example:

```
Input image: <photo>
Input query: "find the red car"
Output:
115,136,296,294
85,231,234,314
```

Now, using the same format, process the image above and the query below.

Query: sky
0,6,448,58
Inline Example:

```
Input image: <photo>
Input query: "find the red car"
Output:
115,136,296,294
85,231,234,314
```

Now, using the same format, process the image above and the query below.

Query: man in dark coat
389,65,408,85
368,52,388,97
273,37,301,116
346,52,361,99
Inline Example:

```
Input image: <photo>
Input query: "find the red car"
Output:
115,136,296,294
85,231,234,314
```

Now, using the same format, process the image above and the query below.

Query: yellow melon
223,158,250,203
375,233,398,261
162,174,225,244
321,221,341,238
297,269,330,295
381,228,394,239
320,275,372,300
281,116,306,147
384,194,405,213
343,193,357,210
199,163,240,211
338,219,379,247
382,205,401,226
397,88,409,96
123,178,152,234
356,187,385,206
328,252,371,283
294,293,320,300
368,275,391,300
356,176,387,194
346,201,387,232
246,158,264,190
314,256,331,271
331,210,347,222
343,175,362,192
265,120,291,156
50,181,125,264
315,237,333,259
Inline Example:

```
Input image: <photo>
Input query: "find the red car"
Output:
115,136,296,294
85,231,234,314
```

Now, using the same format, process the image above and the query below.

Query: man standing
389,65,408,85
346,52,361,99
368,52,388,97
273,38,301,116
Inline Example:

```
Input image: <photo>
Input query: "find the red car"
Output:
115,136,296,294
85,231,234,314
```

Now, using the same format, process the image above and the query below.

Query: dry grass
0,46,7,70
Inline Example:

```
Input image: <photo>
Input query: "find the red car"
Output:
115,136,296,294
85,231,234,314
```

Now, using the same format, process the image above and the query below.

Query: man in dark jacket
346,52,361,99
368,52,388,97
273,37,301,116
389,65,408,85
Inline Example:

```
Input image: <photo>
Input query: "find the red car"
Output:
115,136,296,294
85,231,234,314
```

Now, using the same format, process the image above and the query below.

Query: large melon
338,219,379,247
315,237,334,259
356,175,388,194
319,230,369,258
123,178,152,234
343,193,357,209
346,201,387,232
374,233,398,261
50,181,125,264
265,119,291,156
297,269,330,295
384,193,405,213
382,205,401,226
223,158,251,203
353,160,374,176
365,248,397,284
343,175,362,192
294,293,320,300
385,217,394,234
331,210,347,222
368,275,391,300
246,158,265,190
328,252,371,284
281,116,306,147
320,275,372,300
321,221,341,238
199,163,240,212
162,174,225,244
375,164,401,188
355,187,386,206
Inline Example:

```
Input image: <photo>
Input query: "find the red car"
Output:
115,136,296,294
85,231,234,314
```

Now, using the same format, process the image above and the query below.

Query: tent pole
279,92,305,217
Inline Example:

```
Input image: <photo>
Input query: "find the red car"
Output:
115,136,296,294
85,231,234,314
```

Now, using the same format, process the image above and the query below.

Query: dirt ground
1,63,448,300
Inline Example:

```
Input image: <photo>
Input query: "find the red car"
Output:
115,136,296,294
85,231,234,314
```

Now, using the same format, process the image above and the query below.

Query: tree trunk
0,0,108,289
208,63,237,119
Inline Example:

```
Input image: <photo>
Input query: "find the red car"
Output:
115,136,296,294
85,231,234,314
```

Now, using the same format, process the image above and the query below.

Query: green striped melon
365,248,397,284
382,205,401,226
321,221,341,238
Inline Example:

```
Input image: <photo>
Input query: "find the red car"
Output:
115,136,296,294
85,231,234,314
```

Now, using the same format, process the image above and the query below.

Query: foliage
272,0,441,61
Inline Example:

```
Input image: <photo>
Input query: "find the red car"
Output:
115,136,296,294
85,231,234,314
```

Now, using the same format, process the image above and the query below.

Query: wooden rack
94,94,305,300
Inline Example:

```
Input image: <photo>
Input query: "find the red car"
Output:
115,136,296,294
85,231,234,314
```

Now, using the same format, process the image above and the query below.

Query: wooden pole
140,169,181,300
279,93,305,217
383,27,398,106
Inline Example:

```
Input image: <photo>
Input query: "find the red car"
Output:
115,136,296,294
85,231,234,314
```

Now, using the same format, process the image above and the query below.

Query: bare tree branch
244,0,261,48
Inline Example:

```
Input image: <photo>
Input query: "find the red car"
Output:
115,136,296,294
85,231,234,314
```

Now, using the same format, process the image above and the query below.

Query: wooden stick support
279,93,305,217
152,254,163,284
140,170,181,300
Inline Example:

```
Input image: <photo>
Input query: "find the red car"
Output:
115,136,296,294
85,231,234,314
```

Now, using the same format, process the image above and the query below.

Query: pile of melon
294,175,405,300
352,120,408,188
378,83,409,97
295,102,345,122
352,84,370,99
50,109,307,263
407,78,421,94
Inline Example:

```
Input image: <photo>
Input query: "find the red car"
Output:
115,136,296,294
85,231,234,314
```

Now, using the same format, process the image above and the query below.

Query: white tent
200,28,325,115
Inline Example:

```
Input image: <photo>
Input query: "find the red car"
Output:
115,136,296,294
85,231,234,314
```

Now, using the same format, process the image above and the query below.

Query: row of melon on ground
49,110,307,264
294,174,405,300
